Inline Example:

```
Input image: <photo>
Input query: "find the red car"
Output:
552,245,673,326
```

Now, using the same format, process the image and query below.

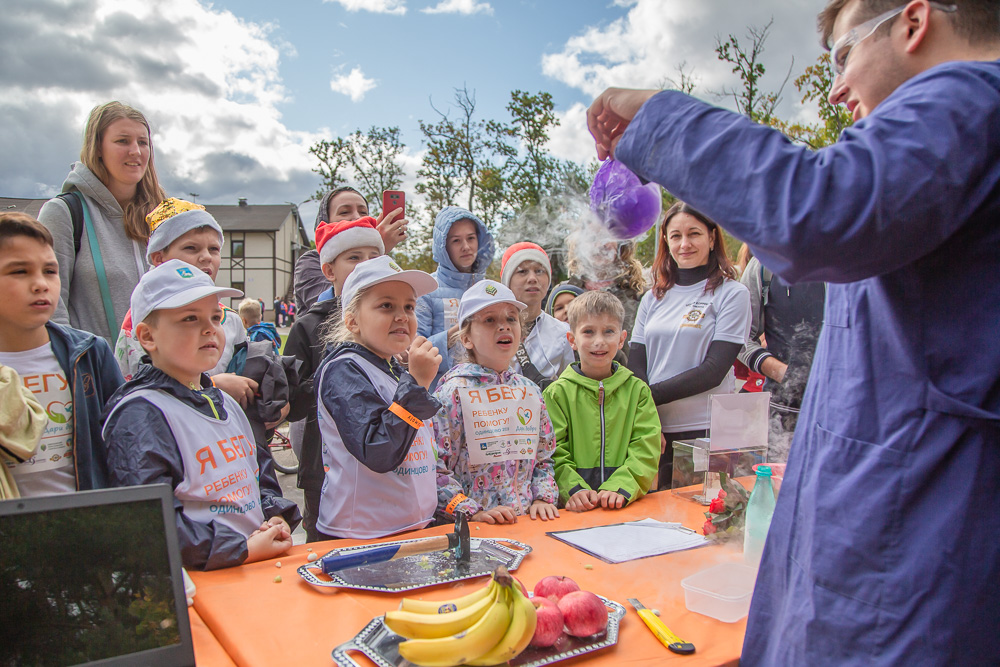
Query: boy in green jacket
544,291,660,510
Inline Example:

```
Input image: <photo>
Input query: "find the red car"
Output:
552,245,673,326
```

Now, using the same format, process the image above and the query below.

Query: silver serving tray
298,537,532,592
332,594,626,667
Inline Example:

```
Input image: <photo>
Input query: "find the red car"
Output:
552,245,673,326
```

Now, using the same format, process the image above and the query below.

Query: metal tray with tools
331,594,626,667
298,537,532,592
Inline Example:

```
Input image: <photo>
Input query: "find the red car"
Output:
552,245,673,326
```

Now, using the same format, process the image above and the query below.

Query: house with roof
0,196,310,315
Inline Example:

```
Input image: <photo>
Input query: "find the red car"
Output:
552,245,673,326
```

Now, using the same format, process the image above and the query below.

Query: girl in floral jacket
432,280,560,525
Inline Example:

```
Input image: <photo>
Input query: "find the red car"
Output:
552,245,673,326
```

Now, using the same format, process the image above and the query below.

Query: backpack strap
56,192,84,255
67,192,118,339
760,263,773,307
514,339,552,390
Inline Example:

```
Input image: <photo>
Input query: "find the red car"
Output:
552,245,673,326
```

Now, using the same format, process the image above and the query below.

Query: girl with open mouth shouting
432,280,560,526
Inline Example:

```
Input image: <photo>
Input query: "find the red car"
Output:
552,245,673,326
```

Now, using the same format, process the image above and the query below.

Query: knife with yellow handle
627,598,696,655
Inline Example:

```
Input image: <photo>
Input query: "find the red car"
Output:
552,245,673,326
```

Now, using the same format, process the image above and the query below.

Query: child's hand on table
407,336,442,390
529,500,559,521
566,489,599,512
246,522,293,563
596,490,626,509
472,506,517,525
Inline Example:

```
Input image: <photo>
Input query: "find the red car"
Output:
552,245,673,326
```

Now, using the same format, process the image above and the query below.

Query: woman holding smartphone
293,187,408,312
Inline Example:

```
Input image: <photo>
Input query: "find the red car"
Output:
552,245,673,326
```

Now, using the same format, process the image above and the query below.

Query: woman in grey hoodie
37,102,166,345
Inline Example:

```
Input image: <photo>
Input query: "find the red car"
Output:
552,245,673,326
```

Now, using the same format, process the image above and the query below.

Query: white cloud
329,66,377,102
324,0,406,15
547,102,599,166
0,0,326,203
422,0,493,15
542,0,826,120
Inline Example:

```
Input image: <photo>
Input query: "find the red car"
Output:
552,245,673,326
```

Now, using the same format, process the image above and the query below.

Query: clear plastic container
680,563,757,623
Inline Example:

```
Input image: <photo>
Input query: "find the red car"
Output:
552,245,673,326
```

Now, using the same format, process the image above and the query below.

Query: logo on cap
389,261,402,272
176,267,194,278
485,284,497,296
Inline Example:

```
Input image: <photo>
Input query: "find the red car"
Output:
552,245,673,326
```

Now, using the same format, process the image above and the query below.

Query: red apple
529,598,564,648
558,591,608,638
533,575,580,603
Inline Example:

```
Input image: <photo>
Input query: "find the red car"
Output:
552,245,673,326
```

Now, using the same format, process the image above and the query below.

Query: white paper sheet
547,518,709,564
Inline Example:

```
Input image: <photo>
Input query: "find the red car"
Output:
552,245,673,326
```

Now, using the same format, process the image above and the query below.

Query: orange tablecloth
189,490,746,666
189,606,237,666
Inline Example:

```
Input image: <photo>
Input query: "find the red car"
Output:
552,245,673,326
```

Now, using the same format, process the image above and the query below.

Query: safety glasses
831,2,957,75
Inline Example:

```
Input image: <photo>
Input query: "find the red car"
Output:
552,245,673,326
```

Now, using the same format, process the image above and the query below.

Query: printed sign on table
459,385,540,465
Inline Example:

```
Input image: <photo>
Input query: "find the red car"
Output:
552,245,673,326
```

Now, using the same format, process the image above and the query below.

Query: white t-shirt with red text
0,344,76,497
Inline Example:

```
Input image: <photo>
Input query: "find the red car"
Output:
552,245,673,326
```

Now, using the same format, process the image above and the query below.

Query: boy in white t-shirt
103,260,301,570
0,212,124,497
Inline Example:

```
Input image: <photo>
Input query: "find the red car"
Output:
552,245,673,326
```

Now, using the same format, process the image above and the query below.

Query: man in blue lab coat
587,0,1000,663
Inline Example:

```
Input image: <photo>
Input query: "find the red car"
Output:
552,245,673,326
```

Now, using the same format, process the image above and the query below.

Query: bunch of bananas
384,565,537,667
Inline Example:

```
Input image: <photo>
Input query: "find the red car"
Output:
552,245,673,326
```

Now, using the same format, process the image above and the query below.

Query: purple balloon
589,159,662,240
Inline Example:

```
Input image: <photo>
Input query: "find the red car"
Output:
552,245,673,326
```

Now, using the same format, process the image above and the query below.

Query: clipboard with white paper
545,518,710,564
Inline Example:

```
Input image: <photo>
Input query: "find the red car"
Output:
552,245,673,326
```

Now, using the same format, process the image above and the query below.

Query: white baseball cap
457,280,527,325
131,259,243,327
340,255,438,309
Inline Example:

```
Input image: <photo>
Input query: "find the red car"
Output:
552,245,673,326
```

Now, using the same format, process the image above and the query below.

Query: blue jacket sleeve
416,294,435,339
428,329,453,376
319,359,442,474
615,66,1000,284
104,399,249,571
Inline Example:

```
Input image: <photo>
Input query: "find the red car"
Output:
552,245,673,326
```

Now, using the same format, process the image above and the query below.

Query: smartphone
382,190,405,219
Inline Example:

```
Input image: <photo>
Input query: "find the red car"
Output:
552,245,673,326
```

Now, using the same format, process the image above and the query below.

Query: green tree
770,53,853,149
416,85,493,218
488,90,562,212
715,19,793,125
308,125,405,214
657,61,699,95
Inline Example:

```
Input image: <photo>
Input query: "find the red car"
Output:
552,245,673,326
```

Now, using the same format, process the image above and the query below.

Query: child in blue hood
415,206,495,388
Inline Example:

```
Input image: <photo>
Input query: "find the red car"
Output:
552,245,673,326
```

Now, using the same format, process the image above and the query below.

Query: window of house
231,281,245,294
231,239,245,258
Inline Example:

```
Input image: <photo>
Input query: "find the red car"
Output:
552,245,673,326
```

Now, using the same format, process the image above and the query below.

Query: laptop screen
0,485,195,667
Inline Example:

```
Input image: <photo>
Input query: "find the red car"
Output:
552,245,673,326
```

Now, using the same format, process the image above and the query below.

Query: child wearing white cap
312,256,444,540
113,199,252,411
102,260,301,570
284,215,384,542
432,280,560,525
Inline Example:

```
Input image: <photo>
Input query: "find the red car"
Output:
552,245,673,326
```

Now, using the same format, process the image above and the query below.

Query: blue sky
210,0,612,143
1,0,828,228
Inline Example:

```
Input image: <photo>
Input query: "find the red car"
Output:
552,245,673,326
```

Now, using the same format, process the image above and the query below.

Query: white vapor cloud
329,66,378,102
422,0,493,15
324,0,407,15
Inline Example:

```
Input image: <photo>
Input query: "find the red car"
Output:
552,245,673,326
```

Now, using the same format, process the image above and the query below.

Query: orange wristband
445,493,469,515
388,402,424,429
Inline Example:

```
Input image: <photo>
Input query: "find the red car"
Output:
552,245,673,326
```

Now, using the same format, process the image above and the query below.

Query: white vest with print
108,389,265,537
316,353,437,539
